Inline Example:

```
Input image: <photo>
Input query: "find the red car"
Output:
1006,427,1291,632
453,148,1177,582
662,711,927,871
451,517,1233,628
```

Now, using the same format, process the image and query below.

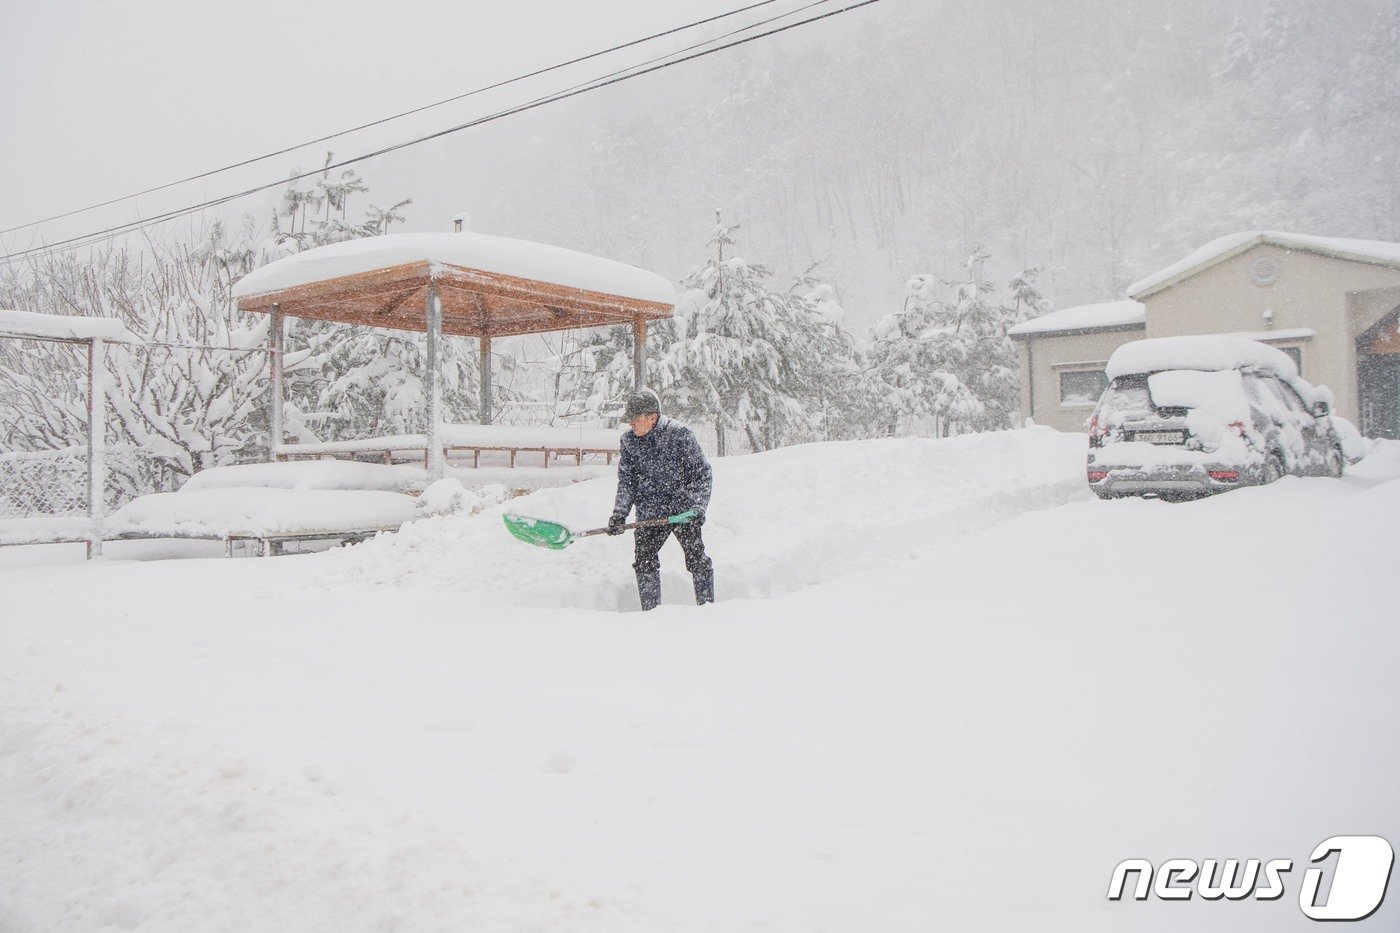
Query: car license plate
1135,431,1185,445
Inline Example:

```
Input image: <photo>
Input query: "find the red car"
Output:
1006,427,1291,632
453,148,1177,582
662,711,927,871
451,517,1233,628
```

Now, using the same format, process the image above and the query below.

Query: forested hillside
427,0,1400,326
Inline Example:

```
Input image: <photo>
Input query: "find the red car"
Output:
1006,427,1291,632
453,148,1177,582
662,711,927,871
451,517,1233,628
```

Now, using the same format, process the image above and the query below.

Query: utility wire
3,0,837,262
0,0,787,237
2,0,882,264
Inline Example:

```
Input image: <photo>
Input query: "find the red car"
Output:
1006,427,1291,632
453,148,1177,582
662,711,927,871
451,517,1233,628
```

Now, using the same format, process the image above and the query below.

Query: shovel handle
576,511,697,538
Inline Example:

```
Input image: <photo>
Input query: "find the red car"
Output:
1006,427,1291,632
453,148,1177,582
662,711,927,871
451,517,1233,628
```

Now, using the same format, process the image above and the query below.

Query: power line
1,0,796,264
0,0,787,238
2,0,882,265
3,0,837,261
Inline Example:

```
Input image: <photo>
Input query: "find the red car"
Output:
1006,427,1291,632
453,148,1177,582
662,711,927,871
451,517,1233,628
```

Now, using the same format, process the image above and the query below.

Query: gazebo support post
479,336,493,424
267,305,284,462
86,338,106,559
632,318,647,391
426,283,445,479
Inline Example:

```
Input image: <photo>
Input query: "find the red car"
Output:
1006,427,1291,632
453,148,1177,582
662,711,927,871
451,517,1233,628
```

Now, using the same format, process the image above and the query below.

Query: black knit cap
623,389,661,421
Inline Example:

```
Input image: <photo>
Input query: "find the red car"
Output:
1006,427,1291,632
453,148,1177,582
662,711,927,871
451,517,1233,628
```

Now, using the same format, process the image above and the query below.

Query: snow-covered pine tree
872,252,1038,436
790,277,882,443
868,274,983,437
549,213,737,427
307,327,480,438
922,250,1028,432
258,159,490,440
655,219,863,452
1004,267,1050,328
548,323,646,423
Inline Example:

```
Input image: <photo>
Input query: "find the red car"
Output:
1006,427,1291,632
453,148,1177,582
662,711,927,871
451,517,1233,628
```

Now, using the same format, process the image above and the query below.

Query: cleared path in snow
321,426,1093,608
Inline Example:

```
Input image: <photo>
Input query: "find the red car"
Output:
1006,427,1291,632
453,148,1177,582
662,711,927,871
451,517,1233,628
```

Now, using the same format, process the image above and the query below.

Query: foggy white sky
0,0,753,248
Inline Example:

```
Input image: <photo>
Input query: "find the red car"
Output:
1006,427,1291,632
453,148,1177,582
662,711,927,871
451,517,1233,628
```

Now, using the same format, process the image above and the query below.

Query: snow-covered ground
2,428,1397,932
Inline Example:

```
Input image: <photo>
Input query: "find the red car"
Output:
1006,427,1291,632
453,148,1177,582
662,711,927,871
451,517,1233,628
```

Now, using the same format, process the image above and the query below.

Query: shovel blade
502,512,575,550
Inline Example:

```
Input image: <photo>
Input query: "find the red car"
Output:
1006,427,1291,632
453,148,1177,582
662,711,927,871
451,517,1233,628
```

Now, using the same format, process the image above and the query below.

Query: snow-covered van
1086,336,1345,500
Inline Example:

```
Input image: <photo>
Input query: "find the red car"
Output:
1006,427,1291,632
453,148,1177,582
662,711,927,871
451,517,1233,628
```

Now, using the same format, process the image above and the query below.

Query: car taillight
1208,470,1239,481
1088,415,1109,448
1087,470,1109,482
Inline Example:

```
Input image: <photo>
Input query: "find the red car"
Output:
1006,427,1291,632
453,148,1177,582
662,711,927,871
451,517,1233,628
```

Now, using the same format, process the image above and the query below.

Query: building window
1059,369,1108,407
1276,345,1302,375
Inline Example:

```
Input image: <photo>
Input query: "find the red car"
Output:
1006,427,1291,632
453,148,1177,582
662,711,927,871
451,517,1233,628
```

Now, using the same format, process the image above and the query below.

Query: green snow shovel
503,510,699,551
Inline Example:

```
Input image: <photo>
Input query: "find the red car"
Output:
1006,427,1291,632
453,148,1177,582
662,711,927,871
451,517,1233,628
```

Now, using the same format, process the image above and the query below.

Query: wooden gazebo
232,230,675,477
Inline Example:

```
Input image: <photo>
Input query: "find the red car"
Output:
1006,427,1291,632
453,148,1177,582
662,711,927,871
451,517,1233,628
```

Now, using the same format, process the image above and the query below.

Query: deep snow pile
322,426,1092,609
2,436,1398,933
180,460,426,493
106,488,418,537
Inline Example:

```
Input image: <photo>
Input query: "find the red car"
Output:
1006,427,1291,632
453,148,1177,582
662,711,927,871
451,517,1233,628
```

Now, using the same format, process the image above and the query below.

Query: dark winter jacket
612,417,713,520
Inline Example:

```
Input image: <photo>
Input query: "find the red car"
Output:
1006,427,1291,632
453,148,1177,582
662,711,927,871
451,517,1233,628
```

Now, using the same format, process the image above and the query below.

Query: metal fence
0,444,176,519
0,448,88,517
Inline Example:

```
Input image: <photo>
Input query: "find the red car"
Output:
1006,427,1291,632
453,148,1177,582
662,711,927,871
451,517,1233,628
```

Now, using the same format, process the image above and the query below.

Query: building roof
0,308,144,345
232,232,675,339
1007,300,1145,339
1127,231,1400,299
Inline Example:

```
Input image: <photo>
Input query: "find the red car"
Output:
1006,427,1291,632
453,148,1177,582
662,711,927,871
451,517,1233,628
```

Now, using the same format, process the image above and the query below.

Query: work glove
606,512,626,536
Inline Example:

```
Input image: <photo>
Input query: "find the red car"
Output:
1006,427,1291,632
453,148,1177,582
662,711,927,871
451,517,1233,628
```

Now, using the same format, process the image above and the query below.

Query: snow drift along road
321,427,1092,608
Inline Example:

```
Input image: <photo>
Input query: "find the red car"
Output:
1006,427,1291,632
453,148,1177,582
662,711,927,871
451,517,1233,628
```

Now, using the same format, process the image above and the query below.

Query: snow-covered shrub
417,478,473,516
416,479,511,518
0,160,425,497
870,253,1044,437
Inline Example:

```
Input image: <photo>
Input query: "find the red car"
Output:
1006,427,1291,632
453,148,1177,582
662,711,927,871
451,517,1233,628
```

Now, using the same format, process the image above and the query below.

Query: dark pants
633,522,714,609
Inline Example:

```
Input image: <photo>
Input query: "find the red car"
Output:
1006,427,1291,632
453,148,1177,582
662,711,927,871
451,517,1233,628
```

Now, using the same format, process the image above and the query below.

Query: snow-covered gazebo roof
232,231,676,337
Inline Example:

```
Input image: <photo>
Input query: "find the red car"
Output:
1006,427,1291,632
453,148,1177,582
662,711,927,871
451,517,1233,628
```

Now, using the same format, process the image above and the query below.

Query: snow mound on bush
415,479,511,516
319,427,1092,610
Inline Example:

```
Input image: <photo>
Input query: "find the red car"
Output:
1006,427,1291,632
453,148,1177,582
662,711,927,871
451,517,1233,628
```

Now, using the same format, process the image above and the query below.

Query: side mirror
1311,385,1335,418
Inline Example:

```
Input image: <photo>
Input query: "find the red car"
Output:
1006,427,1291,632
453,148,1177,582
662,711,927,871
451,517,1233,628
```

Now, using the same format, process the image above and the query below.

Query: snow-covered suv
1086,336,1345,500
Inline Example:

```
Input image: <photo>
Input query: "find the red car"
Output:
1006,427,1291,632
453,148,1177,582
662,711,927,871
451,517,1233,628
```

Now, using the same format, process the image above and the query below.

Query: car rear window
1095,374,1153,422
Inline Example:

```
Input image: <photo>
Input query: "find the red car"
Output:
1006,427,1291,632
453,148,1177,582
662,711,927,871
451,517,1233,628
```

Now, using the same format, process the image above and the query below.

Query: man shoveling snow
608,390,714,609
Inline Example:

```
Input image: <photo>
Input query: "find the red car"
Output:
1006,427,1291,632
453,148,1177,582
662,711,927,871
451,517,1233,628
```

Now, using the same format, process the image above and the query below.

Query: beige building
1010,232,1400,438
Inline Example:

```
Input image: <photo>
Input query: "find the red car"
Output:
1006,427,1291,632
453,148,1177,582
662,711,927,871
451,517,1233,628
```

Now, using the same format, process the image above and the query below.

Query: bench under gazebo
231,228,676,478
